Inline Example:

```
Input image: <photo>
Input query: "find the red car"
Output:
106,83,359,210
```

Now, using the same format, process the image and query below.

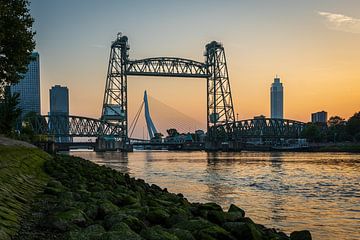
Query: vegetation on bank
0,146,50,239
5,149,310,240
315,144,360,152
301,112,360,143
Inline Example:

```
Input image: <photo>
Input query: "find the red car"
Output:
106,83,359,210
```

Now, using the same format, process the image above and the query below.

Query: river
69,151,360,240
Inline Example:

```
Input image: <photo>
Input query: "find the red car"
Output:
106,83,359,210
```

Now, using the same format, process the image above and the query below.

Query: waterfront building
50,85,69,115
270,76,283,119
311,111,327,123
49,85,70,142
10,52,41,116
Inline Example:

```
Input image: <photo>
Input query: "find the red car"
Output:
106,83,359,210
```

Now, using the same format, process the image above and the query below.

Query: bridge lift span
101,33,235,150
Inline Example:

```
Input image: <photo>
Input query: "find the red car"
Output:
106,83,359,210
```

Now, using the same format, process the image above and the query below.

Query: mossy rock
114,193,139,206
97,201,119,219
47,180,64,189
48,209,87,231
247,222,266,240
168,228,195,240
228,204,245,217
290,230,312,240
173,218,215,233
223,222,252,240
104,212,145,232
146,207,171,224
198,202,223,212
140,225,179,240
100,222,142,240
195,225,236,240
84,204,99,220
67,224,105,240
165,213,189,227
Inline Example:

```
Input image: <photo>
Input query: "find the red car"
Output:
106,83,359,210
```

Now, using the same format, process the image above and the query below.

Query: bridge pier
205,141,243,152
95,137,133,152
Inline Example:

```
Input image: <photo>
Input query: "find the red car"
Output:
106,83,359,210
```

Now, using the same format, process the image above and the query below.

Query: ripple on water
70,151,360,240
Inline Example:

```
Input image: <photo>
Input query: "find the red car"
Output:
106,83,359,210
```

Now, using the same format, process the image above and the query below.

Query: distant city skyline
29,0,360,137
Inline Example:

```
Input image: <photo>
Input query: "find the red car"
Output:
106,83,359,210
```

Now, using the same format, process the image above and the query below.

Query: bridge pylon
101,33,129,145
205,41,235,144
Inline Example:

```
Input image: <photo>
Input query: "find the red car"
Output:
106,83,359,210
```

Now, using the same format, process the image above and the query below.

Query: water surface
70,151,360,240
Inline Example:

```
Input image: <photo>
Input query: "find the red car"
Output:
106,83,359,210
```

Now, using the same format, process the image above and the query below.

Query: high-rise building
50,85,69,115
311,111,327,123
10,52,41,116
270,76,283,119
49,85,70,142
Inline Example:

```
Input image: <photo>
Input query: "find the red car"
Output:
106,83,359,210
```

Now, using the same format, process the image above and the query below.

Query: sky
29,0,360,138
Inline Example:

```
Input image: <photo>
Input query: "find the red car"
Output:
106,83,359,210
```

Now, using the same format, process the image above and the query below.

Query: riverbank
0,143,311,240
0,146,50,239
309,144,360,152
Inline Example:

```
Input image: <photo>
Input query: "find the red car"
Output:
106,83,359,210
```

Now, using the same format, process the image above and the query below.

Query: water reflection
205,152,238,207
268,152,287,224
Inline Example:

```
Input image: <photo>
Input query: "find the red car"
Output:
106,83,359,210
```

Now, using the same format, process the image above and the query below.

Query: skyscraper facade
50,85,69,115
270,77,283,119
49,85,70,142
10,52,41,116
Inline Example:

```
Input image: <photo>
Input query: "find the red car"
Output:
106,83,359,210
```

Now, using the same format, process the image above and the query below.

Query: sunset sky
30,0,360,138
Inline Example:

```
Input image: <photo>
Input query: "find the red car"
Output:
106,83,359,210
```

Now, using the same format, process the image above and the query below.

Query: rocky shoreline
11,152,311,240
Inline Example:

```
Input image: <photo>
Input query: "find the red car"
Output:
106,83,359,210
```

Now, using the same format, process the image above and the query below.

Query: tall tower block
270,76,283,119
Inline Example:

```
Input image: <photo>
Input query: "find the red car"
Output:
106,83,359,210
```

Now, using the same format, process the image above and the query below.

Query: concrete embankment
0,139,312,240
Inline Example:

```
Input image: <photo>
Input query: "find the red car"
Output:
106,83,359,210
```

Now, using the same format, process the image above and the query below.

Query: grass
0,146,51,240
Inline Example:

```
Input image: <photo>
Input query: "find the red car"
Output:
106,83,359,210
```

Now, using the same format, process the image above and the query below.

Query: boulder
48,209,87,231
195,225,236,240
223,222,252,240
168,228,195,240
173,218,215,233
228,204,245,217
97,201,119,219
67,224,105,240
104,212,145,232
290,230,312,240
140,225,179,240
198,202,223,212
146,207,170,224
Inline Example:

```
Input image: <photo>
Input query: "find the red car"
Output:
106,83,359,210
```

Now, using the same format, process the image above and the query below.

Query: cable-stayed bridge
28,33,305,151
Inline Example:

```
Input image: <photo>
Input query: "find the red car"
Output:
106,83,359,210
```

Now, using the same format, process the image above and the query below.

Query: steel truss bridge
101,33,235,147
28,33,305,150
29,115,123,137
231,118,304,140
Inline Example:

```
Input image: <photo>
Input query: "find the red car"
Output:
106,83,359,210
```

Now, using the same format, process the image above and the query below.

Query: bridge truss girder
30,115,123,138
231,118,305,140
127,57,209,78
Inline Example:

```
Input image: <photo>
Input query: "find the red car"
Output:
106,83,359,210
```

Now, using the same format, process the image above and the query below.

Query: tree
326,115,350,142
301,124,322,143
166,128,179,137
328,116,346,127
347,112,360,141
0,87,21,134
0,0,35,96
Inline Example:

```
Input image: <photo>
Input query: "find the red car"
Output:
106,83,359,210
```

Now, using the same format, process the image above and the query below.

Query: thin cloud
318,11,360,33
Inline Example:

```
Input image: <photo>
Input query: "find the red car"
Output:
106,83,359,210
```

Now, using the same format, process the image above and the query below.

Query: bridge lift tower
101,33,235,150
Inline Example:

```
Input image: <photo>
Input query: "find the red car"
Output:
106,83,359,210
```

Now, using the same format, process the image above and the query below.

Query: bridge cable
129,101,144,138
